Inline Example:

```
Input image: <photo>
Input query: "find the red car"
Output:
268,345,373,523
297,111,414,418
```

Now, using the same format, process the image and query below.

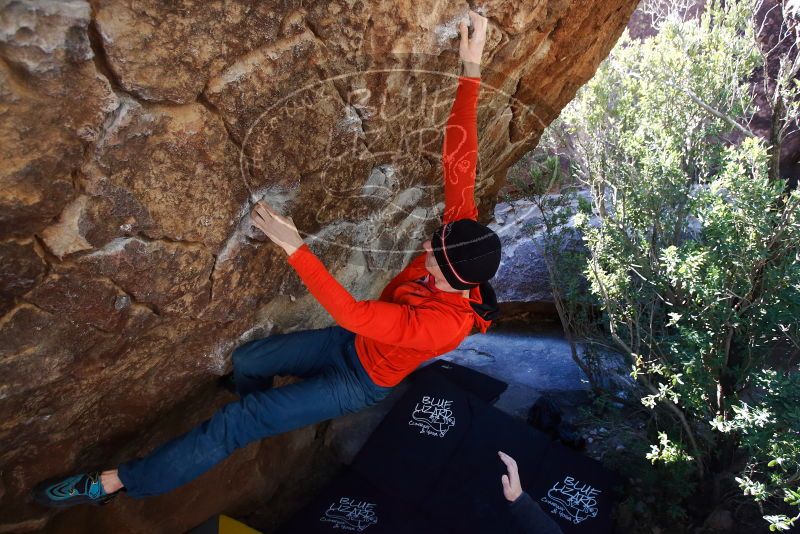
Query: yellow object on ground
188,514,262,534
218,515,261,534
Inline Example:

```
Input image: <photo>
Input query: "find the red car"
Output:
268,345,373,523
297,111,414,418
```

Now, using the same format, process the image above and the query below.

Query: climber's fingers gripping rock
250,201,305,255
459,10,488,66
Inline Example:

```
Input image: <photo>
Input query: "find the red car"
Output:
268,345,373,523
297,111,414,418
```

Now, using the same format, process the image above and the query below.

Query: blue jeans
117,326,392,498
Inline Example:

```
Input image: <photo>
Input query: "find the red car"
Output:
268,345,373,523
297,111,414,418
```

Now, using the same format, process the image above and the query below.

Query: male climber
35,10,502,507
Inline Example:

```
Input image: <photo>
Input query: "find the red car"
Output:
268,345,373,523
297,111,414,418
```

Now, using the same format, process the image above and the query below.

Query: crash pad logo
320,497,378,531
408,395,455,438
540,475,600,525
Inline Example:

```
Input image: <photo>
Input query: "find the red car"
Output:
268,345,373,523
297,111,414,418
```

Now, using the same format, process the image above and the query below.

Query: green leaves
551,0,800,527
646,431,695,464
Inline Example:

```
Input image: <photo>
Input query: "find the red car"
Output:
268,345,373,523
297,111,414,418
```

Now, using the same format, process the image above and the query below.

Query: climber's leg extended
33,327,389,507
115,335,391,498
231,325,351,396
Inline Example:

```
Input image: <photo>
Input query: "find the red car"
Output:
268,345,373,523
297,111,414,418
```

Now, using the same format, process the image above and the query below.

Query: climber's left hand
459,10,487,76
250,201,305,256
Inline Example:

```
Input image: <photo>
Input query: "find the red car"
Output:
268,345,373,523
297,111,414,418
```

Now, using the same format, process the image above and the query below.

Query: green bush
548,0,800,528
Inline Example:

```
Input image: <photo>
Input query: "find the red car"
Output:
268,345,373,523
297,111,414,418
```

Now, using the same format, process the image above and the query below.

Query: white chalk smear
202,321,274,374
433,6,488,46
336,105,363,134
83,237,146,258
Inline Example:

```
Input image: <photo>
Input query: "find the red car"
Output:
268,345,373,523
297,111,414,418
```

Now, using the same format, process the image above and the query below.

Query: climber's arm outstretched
246,11,489,342
442,10,487,224
249,202,465,348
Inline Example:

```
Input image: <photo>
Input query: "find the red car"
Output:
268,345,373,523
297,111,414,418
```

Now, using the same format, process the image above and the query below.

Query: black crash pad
283,366,620,533
421,395,552,533
277,469,449,534
415,359,508,404
352,369,473,506
526,442,623,533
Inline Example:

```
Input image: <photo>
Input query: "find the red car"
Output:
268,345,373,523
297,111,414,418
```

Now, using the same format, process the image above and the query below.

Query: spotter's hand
250,201,304,256
498,450,523,502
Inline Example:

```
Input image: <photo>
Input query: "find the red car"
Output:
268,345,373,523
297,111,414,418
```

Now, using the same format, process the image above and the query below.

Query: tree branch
627,71,759,138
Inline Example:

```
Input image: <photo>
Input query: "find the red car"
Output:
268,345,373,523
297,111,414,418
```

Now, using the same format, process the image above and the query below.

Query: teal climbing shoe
33,472,119,508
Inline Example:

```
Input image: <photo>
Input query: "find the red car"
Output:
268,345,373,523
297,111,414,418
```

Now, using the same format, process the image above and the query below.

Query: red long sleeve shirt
288,76,491,387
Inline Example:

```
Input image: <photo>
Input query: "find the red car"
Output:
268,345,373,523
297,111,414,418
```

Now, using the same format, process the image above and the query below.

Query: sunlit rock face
0,0,637,530
490,199,556,304
489,194,589,305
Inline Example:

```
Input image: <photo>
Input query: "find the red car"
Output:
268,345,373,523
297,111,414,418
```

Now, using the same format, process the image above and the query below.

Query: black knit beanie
431,219,502,290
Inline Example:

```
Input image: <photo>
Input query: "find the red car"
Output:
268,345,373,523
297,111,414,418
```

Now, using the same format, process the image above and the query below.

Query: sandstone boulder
0,0,638,530
489,195,589,304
